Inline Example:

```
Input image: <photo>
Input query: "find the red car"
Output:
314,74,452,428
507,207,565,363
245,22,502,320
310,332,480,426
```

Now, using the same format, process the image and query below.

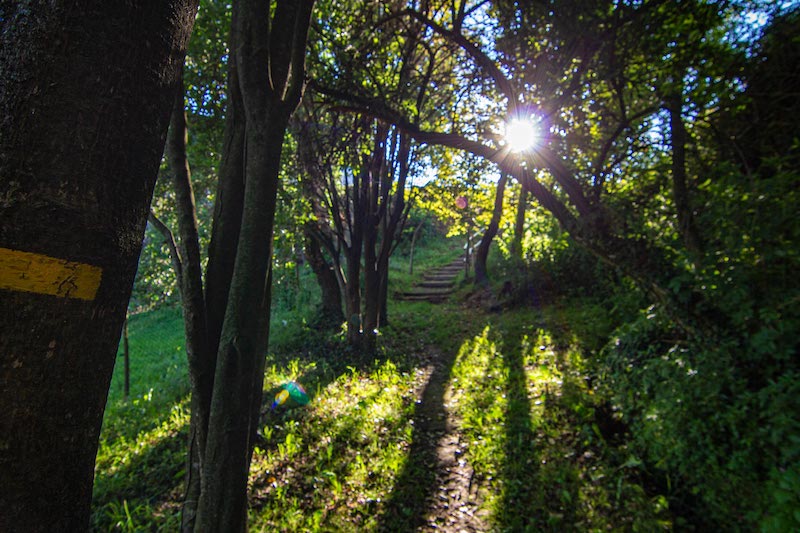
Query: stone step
417,281,454,289
394,257,464,303
395,293,450,303
423,278,457,284
427,268,462,276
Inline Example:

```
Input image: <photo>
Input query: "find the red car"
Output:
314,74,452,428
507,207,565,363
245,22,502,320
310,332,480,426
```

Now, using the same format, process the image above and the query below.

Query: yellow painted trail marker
0,247,102,300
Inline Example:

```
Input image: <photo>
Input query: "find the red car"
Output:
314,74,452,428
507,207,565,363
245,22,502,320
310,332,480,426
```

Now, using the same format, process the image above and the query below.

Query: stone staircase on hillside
394,258,464,303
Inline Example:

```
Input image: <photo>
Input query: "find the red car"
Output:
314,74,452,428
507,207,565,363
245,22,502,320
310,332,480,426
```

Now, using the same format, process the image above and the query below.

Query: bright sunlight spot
504,116,540,152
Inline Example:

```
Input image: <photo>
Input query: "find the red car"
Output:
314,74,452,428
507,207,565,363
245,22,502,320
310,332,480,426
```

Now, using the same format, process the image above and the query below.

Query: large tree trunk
0,2,197,530
474,173,508,286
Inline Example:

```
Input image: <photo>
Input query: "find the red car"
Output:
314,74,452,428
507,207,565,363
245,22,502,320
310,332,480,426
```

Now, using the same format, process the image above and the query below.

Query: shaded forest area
2,1,799,531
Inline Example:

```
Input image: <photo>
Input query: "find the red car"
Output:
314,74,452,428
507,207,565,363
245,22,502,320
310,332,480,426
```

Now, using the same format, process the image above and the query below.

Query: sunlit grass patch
93,306,191,531
447,309,673,531
91,271,672,531
248,358,421,531
103,306,189,440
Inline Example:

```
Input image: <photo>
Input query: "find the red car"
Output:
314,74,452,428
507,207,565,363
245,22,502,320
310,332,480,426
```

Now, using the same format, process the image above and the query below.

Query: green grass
447,307,672,531
249,355,421,531
92,306,190,532
91,236,670,530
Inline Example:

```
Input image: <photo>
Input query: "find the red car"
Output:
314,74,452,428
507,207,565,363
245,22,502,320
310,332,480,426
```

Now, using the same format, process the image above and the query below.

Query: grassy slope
92,236,670,531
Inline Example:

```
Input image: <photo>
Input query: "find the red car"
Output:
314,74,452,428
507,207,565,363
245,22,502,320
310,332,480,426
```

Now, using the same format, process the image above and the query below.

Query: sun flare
505,117,540,152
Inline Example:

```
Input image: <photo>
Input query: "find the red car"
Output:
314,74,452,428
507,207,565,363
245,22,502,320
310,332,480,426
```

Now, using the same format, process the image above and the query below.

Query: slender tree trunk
205,10,246,361
375,131,411,328
667,89,703,263
345,163,366,348
162,73,215,532
0,2,197,530
474,173,508,286
345,241,363,347
123,318,130,399
304,224,344,323
194,1,314,530
179,25,248,526
409,219,425,275
464,218,472,278
378,258,390,327
362,135,383,354
197,78,287,533
511,178,528,260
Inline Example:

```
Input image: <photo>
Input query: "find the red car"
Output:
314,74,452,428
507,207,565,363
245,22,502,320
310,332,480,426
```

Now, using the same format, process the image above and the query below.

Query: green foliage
99,3,800,530
600,304,799,529
416,153,500,239
388,227,463,293
492,203,625,307
129,225,180,312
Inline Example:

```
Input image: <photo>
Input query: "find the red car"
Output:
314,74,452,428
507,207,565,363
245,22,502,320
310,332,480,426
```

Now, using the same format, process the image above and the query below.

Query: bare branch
148,211,183,288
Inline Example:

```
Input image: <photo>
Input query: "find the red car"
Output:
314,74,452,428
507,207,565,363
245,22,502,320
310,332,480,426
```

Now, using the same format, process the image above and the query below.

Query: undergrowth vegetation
449,310,672,531
85,7,800,532
91,233,672,531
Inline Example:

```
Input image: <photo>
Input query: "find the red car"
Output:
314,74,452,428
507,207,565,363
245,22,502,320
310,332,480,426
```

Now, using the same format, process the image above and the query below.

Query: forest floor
92,256,674,531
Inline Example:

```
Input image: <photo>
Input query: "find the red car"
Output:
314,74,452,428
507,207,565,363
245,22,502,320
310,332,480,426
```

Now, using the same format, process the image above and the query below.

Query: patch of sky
724,0,798,55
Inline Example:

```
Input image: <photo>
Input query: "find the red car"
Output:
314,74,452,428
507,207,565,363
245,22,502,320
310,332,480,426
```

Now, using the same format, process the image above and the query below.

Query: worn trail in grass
379,337,486,532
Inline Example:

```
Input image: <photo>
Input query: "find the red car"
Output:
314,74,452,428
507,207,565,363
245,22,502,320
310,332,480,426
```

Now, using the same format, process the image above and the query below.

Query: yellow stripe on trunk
0,247,102,301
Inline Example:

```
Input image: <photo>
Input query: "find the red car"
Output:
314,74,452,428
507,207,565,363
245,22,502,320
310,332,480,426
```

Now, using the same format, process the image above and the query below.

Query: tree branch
148,210,183,288
394,8,519,109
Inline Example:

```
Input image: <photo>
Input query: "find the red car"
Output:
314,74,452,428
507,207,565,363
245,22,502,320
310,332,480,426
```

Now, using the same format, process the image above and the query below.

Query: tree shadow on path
377,305,485,532
377,351,455,531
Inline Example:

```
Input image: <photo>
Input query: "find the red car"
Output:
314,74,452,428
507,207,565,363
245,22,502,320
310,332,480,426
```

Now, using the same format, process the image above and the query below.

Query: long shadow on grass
494,306,581,531
495,303,598,531
494,321,542,531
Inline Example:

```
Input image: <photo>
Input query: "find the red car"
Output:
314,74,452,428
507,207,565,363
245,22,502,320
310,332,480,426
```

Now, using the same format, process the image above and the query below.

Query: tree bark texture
512,179,528,261
304,224,344,323
375,131,412,328
474,173,508,286
345,163,366,348
159,73,214,532
204,20,246,361
194,1,314,531
184,16,247,528
362,129,386,354
0,1,197,530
